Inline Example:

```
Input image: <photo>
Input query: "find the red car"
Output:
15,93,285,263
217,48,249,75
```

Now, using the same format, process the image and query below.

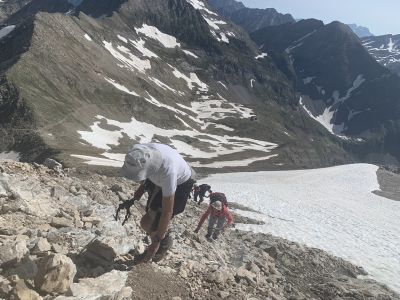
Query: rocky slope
0,0,33,23
0,159,399,300
0,0,354,172
251,19,400,165
362,34,400,76
208,0,294,33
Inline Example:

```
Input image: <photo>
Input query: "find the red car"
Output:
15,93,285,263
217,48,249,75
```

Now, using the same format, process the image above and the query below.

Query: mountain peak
208,0,294,33
347,23,374,38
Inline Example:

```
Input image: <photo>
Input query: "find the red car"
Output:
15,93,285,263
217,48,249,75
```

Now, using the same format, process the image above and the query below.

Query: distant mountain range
347,23,373,38
362,34,400,76
0,0,399,169
251,19,400,164
208,0,294,33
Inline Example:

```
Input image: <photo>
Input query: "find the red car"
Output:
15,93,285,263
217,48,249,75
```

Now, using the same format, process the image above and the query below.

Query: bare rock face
34,254,77,294
0,240,29,267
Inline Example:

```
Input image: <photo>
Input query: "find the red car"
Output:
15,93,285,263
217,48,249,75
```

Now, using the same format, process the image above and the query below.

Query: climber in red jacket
194,199,233,240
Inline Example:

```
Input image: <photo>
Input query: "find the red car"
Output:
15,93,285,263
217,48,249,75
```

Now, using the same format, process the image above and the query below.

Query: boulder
43,158,63,172
207,268,234,285
35,254,77,294
236,266,257,285
54,270,132,300
51,217,74,228
83,237,133,266
32,238,52,255
10,279,43,300
0,240,28,267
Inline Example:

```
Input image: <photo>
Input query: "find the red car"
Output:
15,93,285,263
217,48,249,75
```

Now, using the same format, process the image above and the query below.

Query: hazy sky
240,0,399,36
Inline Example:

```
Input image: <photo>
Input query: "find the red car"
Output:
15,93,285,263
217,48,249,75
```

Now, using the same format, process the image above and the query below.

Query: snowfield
0,25,16,40
204,164,400,293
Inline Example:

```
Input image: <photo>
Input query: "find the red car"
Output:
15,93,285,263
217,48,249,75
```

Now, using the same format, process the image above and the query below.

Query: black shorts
144,177,195,217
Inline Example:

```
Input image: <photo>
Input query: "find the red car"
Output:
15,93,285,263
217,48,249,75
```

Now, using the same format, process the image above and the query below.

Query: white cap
211,201,222,211
120,144,162,181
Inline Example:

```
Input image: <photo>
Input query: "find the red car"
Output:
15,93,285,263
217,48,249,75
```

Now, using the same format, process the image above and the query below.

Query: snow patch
250,79,255,88
219,32,229,43
170,66,208,92
303,76,315,84
191,154,278,168
117,35,128,43
103,41,151,73
75,114,276,163
218,81,228,90
255,53,268,59
388,37,395,52
135,24,180,48
182,50,199,58
185,0,218,15
204,164,400,293
84,34,92,41
0,25,16,40
300,75,365,135
71,154,123,167
129,38,158,58
104,77,139,97
148,77,184,95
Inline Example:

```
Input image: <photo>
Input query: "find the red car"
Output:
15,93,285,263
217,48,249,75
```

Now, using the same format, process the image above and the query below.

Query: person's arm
195,207,211,233
133,181,146,200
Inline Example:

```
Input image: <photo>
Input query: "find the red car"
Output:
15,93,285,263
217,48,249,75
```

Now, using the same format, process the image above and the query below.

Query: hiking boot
153,233,173,262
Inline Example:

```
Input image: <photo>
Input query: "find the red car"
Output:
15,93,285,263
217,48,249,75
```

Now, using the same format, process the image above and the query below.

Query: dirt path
127,264,189,300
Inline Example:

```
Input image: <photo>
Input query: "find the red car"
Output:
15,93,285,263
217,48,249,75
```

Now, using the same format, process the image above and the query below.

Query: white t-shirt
146,143,192,197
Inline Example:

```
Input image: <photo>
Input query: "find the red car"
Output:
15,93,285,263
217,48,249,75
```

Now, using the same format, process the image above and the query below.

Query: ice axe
114,198,137,225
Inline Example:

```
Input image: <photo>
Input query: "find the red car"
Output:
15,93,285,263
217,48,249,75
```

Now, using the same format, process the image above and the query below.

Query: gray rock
54,270,132,300
219,291,230,299
207,268,234,285
0,240,28,267
51,243,66,254
43,158,63,172
50,217,74,228
32,238,52,255
35,254,77,294
236,266,256,285
83,237,133,266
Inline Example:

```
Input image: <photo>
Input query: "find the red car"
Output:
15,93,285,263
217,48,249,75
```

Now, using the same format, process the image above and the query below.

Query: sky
240,0,400,36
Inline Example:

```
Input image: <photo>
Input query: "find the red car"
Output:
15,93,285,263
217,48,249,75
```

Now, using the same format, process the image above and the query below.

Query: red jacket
196,205,233,231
